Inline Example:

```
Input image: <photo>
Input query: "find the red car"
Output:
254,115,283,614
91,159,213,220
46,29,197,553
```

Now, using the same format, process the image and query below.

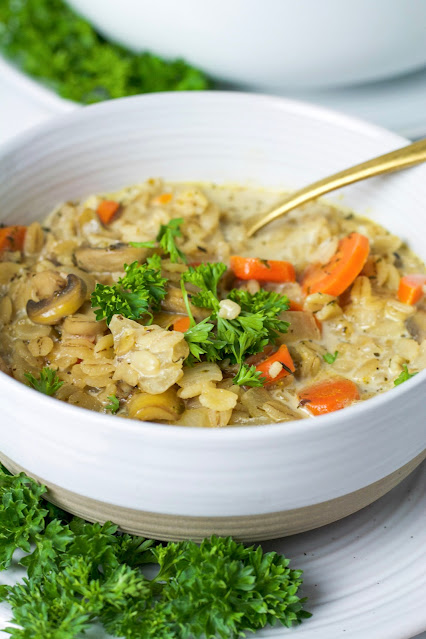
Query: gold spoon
247,137,426,237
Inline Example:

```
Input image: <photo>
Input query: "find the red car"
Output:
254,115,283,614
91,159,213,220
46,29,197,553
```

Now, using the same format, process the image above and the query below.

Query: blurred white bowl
0,92,425,540
68,0,426,90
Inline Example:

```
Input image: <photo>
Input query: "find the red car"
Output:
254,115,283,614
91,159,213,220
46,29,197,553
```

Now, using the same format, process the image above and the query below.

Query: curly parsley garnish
180,263,290,386
91,255,167,324
394,364,418,386
0,465,310,637
24,367,64,396
0,0,210,105
130,218,187,263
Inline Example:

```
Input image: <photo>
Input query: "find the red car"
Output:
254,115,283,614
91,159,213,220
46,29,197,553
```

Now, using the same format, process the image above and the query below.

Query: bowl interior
1,92,425,261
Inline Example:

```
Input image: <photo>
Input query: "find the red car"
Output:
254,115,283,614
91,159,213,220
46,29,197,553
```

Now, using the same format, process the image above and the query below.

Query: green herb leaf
0,463,310,638
323,351,339,364
129,240,157,248
394,364,418,386
233,364,265,387
180,264,291,380
24,367,63,396
0,0,210,105
157,218,187,263
182,262,227,310
91,259,167,324
106,395,120,414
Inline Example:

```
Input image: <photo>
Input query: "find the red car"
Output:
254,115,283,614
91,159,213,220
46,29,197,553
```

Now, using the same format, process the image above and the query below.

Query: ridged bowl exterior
0,93,425,536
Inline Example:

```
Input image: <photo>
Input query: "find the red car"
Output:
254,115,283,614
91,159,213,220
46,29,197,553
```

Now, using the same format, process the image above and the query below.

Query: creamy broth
0,179,425,426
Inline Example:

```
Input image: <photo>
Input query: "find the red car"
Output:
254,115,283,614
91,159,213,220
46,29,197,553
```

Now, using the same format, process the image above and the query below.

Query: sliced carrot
255,344,295,385
96,200,120,225
230,256,296,283
298,378,360,416
397,274,426,305
152,193,173,205
0,225,27,253
302,233,370,296
173,316,191,332
289,300,304,311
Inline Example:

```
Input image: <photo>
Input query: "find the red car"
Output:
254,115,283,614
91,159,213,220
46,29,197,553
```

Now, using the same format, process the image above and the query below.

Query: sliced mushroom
74,243,148,273
26,274,87,325
128,387,183,422
277,311,321,343
161,285,210,321
406,311,426,343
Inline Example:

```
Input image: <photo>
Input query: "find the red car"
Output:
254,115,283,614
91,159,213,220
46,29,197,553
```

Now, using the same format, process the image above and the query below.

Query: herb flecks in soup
0,180,424,426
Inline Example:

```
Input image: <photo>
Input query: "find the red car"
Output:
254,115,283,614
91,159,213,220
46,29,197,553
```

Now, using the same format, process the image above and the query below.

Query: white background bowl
67,0,426,90
0,93,425,538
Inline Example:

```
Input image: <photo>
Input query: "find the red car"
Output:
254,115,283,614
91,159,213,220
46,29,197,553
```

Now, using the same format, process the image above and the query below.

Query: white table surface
0,71,425,639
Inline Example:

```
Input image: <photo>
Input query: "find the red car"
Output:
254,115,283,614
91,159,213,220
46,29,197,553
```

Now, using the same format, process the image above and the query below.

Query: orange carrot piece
298,378,360,416
153,193,173,205
230,256,296,283
289,300,304,311
255,344,295,385
397,274,426,305
0,225,27,253
173,316,191,332
96,200,120,225
302,233,370,296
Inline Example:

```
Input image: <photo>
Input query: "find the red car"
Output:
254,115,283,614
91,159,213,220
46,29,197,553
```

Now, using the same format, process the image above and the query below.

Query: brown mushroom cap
26,274,87,325
74,243,148,273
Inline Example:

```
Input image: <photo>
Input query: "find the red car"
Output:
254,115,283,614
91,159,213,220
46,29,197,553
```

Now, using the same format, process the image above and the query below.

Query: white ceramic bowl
0,92,425,541
67,0,426,90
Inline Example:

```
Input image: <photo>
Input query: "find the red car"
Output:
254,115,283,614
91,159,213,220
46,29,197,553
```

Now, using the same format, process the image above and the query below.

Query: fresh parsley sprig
0,465,310,638
91,255,167,324
130,218,187,263
394,364,417,386
179,262,291,385
24,367,64,396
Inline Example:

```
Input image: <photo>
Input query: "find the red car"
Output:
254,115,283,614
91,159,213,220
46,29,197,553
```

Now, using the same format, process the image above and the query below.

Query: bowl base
1,451,424,542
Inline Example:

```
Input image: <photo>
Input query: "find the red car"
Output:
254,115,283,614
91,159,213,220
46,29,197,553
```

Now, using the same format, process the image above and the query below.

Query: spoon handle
247,137,426,237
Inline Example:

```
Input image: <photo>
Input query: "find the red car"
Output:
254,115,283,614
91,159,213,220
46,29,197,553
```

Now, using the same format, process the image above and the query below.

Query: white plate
1,462,425,638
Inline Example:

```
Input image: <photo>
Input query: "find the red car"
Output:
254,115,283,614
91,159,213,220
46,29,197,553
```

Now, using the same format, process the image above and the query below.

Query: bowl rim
0,90,425,441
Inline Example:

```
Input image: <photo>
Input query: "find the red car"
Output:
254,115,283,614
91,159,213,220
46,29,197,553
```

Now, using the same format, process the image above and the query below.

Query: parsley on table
131,218,187,263
323,351,339,364
91,255,167,324
180,263,290,386
105,395,120,414
0,465,310,637
24,367,63,396
394,364,418,386
0,0,210,105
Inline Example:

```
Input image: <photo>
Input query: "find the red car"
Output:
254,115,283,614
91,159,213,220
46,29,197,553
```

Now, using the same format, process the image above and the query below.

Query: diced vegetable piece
230,256,296,282
153,192,173,205
302,233,369,296
278,311,321,343
173,316,191,332
128,387,183,421
289,300,304,311
0,225,26,253
298,378,360,415
96,200,120,225
255,344,295,385
397,274,426,305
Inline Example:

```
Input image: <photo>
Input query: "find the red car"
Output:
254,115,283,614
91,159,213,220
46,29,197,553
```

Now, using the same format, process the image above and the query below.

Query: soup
0,179,424,426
